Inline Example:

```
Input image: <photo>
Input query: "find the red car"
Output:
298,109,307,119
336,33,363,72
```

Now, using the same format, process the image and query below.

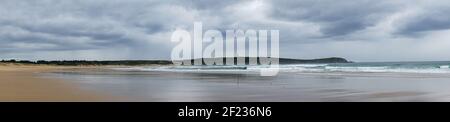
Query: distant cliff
0,57,351,66
181,57,351,65
278,57,351,64
0,59,172,66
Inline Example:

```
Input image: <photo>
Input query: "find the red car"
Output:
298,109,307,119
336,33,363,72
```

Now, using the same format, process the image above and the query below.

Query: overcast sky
1,0,450,62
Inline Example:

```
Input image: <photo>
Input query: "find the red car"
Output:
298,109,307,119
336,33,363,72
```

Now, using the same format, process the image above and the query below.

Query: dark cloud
175,0,240,10
269,0,399,37
396,9,450,36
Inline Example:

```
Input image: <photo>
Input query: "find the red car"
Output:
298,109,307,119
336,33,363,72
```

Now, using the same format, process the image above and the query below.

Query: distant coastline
0,57,351,66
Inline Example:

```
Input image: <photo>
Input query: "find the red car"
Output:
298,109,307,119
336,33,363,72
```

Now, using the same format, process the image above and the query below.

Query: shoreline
2,63,450,102
0,64,116,101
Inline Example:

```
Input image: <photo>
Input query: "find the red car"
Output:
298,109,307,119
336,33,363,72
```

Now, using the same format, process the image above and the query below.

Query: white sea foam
440,65,449,69
113,65,255,73
320,66,450,73
112,64,450,74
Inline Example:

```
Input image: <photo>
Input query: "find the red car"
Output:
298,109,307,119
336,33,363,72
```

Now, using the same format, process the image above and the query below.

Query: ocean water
113,61,450,74
47,61,450,102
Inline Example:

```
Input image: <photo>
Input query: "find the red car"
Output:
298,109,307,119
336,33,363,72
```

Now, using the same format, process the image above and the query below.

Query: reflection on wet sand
45,69,450,102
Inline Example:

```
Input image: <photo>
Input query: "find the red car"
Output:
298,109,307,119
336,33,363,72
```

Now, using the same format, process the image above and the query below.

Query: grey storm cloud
269,0,399,36
1,0,450,61
396,8,450,36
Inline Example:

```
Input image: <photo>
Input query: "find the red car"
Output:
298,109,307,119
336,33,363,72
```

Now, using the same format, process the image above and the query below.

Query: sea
46,61,450,102
114,61,450,74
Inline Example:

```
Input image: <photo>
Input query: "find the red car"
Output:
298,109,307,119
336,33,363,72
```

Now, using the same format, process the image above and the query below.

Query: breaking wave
112,62,450,74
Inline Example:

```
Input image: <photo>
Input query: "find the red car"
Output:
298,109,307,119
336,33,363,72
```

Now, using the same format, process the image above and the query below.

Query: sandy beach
2,62,450,102
0,63,112,102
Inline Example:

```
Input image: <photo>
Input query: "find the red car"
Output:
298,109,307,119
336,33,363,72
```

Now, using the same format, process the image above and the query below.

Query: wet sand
0,63,112,101
4,63,450,102
48,68,450,102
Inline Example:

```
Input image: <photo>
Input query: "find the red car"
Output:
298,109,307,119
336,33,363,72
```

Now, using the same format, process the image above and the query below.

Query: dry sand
0,63,113,101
